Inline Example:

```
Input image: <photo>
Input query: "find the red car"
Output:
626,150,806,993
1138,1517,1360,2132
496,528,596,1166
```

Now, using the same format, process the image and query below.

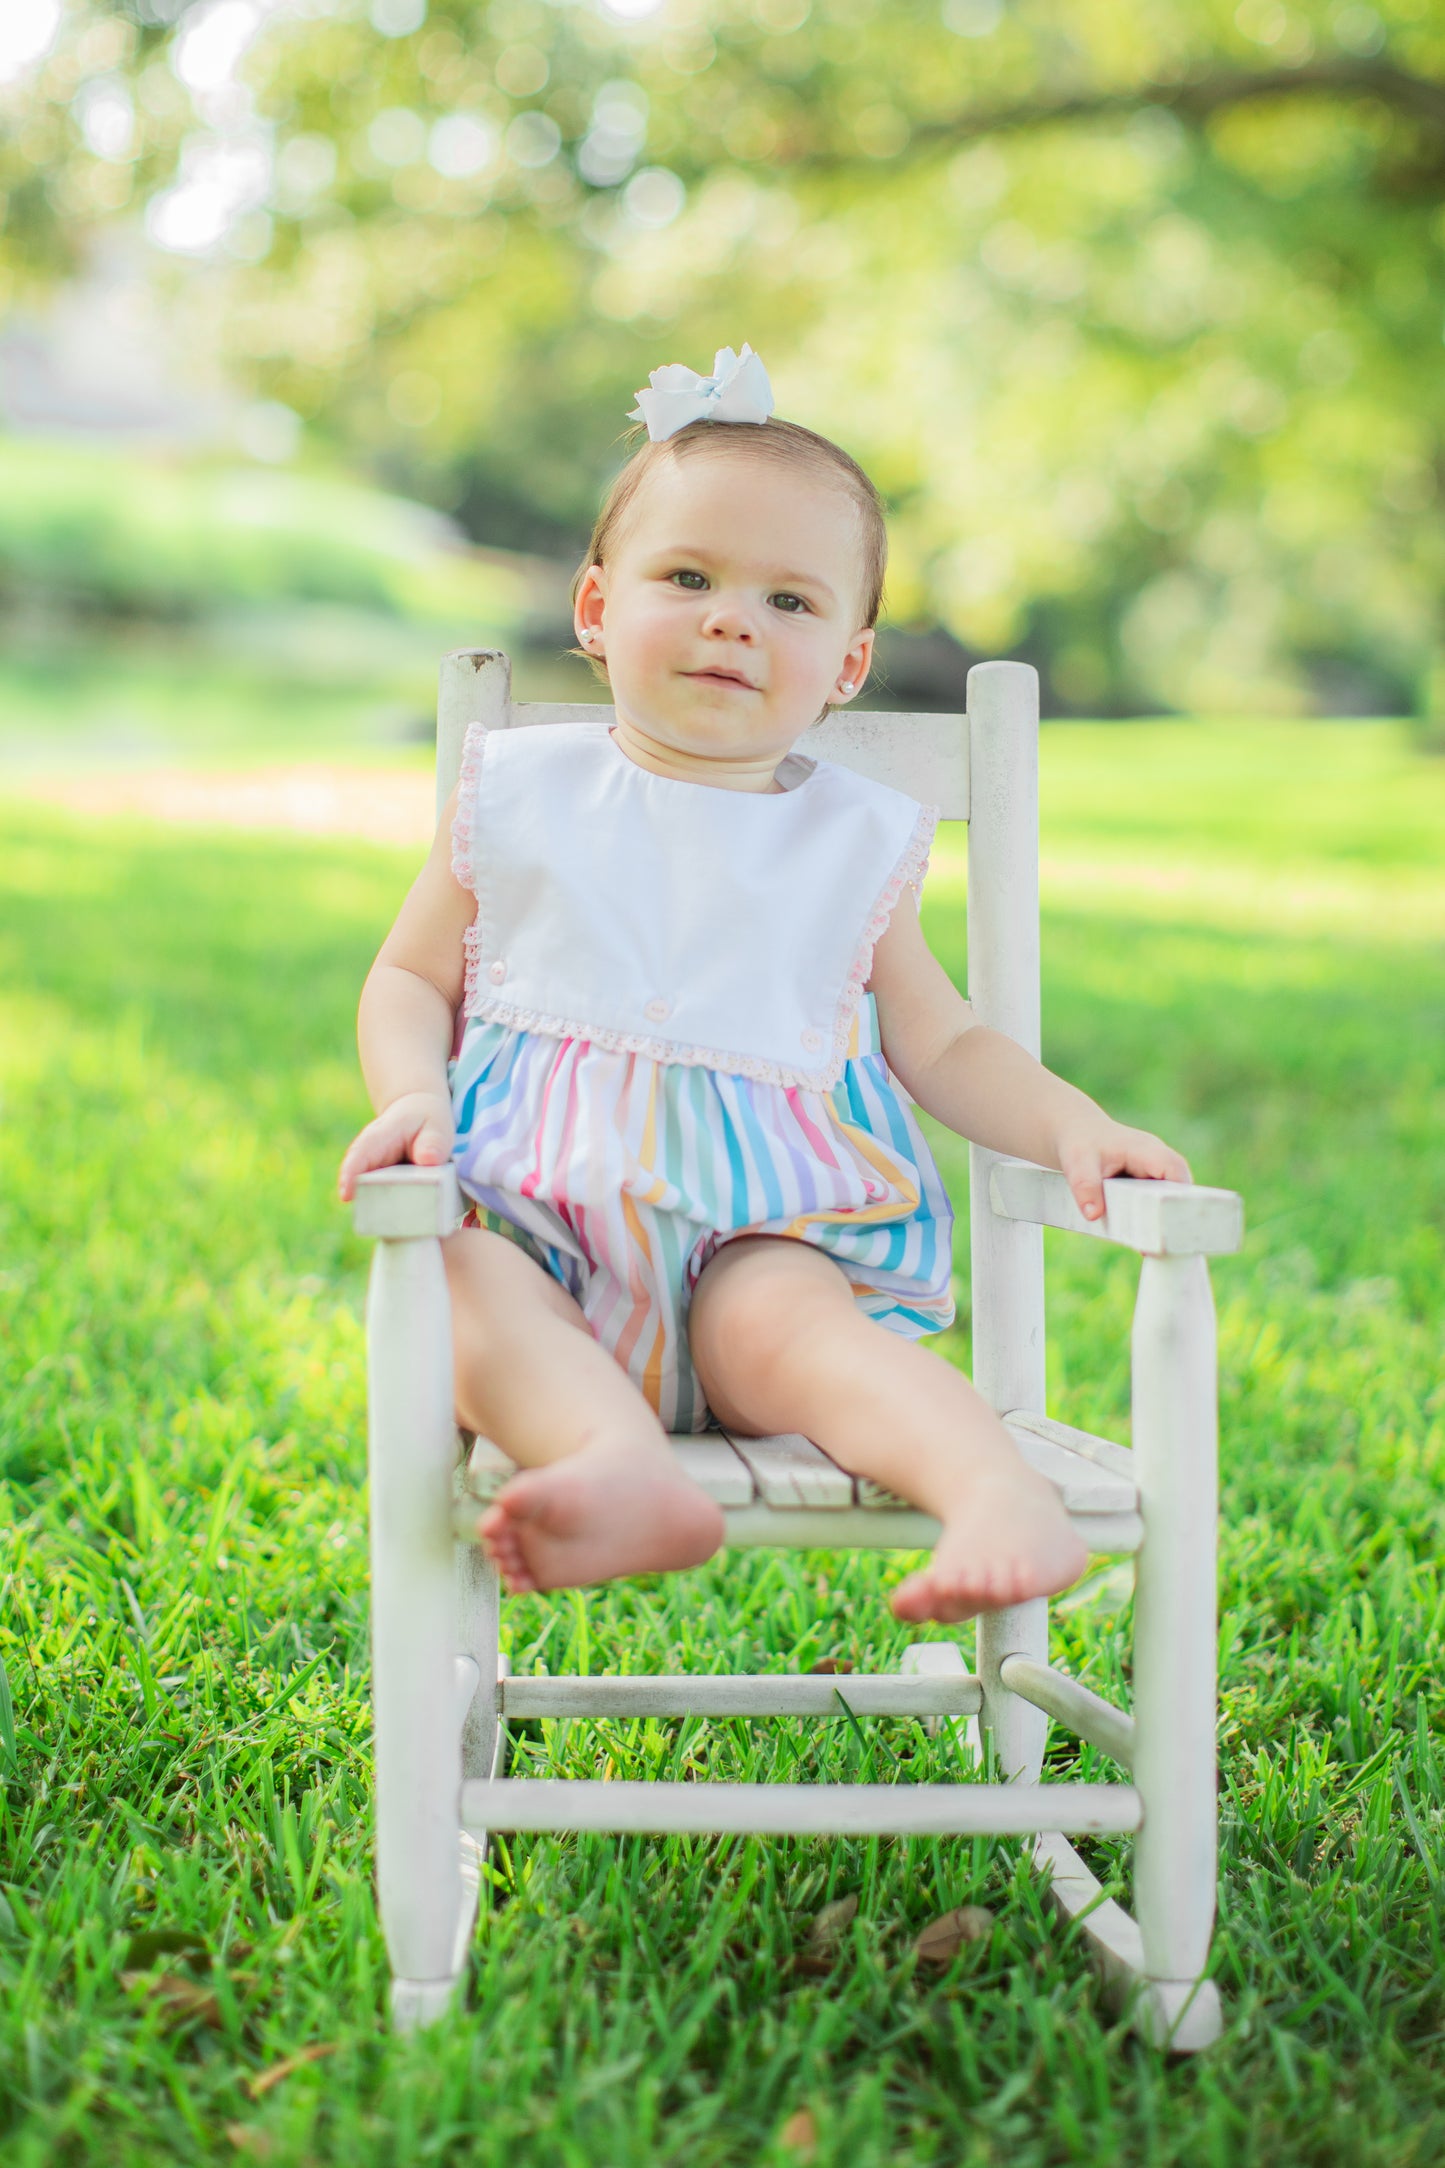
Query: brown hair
570,415,887,683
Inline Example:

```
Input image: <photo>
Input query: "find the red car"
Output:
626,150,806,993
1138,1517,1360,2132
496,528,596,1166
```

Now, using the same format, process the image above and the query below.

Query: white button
800,1027,824,1052
488,960,507,984
644,997,671,1023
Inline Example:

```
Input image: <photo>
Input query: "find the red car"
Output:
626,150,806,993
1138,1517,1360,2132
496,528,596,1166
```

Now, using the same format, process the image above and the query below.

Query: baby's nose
704,601,756,639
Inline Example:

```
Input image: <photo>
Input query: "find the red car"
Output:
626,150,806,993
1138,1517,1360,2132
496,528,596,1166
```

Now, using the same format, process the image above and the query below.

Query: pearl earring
838,679,856,697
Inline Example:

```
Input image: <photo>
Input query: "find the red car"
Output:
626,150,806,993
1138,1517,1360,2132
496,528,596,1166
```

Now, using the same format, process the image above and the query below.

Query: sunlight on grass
1,719,1442,2165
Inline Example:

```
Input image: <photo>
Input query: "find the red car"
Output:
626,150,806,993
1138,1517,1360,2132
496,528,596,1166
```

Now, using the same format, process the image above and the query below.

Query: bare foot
477,1436,725,1595
890,1468,1087,1624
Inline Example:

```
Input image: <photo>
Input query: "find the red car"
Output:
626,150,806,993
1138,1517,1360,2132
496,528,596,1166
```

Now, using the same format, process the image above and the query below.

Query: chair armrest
988,1159,1244,1257
353,1163,462,1239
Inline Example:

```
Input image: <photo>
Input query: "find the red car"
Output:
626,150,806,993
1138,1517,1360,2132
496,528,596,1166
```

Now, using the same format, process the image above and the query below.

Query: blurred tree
3,0,1442,721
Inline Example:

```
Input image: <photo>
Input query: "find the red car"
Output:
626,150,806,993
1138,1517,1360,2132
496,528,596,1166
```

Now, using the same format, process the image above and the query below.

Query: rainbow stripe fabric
449,992,956,1434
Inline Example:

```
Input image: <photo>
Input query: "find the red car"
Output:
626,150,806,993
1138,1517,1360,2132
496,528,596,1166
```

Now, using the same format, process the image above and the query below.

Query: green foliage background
3,0,1442,719
0,436,526,628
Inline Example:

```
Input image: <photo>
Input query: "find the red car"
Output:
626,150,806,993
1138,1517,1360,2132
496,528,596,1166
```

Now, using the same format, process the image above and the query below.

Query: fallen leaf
913,1903,996,1964
224,2126,275,2159
794,1892,858,1976
913,1904,995,1966
247,2042,339,2100
778,2107,817,2159
806,1658,854,1675
121,1971,224,2028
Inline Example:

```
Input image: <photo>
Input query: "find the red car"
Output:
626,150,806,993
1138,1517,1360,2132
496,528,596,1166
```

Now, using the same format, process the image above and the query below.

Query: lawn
0,719,1442,2166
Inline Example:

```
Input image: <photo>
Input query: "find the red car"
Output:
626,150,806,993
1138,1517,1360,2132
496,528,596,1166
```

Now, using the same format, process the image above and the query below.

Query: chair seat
458,1409,1142,1554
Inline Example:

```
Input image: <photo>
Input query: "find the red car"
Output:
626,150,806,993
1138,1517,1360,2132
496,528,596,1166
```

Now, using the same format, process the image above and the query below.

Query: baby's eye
770,592,810,614
669,569,708,590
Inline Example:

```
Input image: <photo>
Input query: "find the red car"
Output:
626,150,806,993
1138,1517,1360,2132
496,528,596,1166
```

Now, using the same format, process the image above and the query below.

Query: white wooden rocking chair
352,649,1244,2051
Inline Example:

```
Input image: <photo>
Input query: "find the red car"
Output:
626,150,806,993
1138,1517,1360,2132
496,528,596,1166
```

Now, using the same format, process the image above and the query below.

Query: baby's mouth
686,668,758,690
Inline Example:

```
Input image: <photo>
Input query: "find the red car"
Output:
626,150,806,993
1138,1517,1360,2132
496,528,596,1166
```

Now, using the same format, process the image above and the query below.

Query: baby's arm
337,783,474,1202
868,891,1191,1220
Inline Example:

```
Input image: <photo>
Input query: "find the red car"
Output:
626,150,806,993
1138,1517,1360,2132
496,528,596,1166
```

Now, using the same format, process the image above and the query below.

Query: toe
493,1471,544,1523
895,1571,950,1623
929,1581,978,1624
480,1521,529,1585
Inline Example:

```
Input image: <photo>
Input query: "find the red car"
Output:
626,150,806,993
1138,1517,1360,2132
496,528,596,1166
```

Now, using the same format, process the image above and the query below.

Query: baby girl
337,345,1192,1624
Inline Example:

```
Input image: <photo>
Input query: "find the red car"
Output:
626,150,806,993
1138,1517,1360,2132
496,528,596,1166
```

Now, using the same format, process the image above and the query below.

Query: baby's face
576,452,874,769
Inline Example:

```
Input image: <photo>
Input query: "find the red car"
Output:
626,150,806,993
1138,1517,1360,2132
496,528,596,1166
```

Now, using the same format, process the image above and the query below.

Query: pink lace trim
459,799,940,1091
450,717,487,897
452,719,489,1012
830,799,938,1063
462,919,485,1017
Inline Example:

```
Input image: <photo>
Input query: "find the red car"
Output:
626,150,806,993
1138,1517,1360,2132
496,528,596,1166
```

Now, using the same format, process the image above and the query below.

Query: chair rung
998,1656,1135,1770
452,1499,1142,1556
500,1672,984,1720
462,1778,1142,1838
724,1505,944,1551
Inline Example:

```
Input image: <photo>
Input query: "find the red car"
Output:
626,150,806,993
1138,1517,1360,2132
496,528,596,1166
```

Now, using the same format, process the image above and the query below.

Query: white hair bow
629,343,775,443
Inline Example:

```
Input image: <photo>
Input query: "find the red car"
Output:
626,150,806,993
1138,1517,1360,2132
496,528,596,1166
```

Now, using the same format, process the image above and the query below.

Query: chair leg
451,1537,510,1992
1128,1252,1222,2051
456,1539,506,1783
367,1234,468,2032
978,1601,1048,1782
901,1639,981,1760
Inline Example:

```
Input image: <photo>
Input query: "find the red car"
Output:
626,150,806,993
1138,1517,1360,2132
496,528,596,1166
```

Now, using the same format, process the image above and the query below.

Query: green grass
0,624,499,772
1,719,1442,2166
0,626,437,765
0,626,600,771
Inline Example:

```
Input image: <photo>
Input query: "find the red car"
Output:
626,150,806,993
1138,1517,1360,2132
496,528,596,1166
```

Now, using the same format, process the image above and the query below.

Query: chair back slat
436,650,968,818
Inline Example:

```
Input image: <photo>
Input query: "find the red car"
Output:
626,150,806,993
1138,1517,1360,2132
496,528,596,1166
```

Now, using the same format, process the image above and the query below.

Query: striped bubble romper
448,989,956,1435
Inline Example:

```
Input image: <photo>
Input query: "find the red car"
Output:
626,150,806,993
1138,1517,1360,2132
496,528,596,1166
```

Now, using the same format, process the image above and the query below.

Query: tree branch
799,56,1445,169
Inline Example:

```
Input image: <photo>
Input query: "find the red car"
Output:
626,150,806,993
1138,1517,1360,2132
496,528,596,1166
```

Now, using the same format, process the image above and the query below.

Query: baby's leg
687,1235,1085,1623
443,1225,722,1594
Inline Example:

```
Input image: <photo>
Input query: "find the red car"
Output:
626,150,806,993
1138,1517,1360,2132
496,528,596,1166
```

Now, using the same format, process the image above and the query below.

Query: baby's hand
337,1090,456,1203
1054,1115,1192,1223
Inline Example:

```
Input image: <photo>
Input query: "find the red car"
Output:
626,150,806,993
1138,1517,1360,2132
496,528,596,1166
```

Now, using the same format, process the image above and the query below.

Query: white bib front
451,718,936,1091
